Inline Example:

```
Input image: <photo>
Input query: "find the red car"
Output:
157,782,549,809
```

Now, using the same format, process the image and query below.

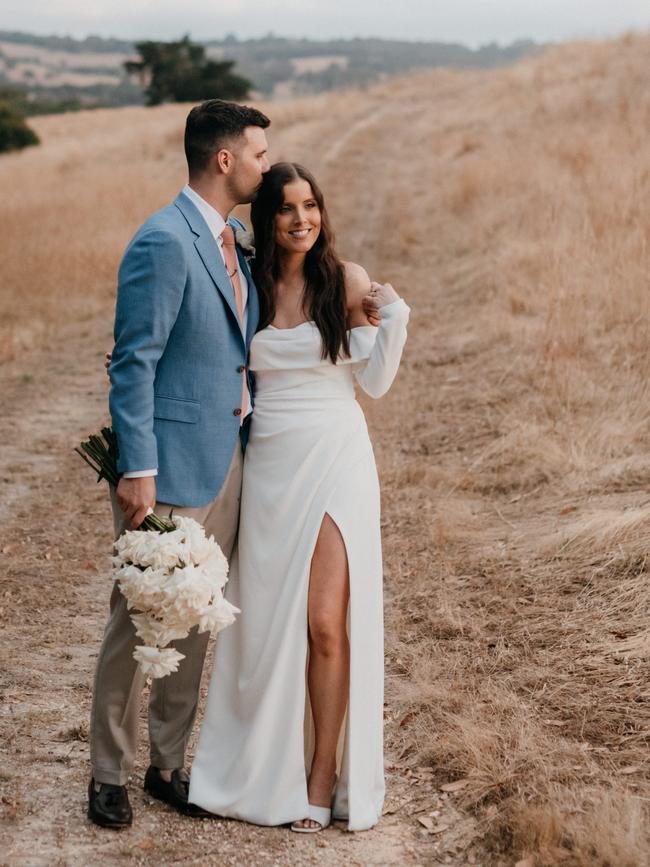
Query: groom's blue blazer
109,190,259,508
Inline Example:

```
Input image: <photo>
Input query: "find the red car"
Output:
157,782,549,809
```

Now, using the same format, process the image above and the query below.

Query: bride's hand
362,281,400,324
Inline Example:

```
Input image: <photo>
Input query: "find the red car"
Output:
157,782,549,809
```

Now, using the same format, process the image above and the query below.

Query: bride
189,162,410,832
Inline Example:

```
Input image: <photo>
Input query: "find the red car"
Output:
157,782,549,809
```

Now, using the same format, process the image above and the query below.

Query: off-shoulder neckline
267,320,313,331
265,321,376,334
265,298,407,333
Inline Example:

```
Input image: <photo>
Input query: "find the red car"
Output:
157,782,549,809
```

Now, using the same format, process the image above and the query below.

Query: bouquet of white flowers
77,428,238,678
113,515,237,678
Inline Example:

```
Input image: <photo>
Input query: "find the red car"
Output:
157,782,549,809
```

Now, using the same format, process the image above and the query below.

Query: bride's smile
275,178,322,252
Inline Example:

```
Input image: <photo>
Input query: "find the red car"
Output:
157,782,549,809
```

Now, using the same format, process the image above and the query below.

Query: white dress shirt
123,185,252,479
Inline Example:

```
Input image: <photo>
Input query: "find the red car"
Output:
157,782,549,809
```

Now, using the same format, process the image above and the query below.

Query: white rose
131,613,188,647
233,226,255,256
198,595,240,635
133,645,185,678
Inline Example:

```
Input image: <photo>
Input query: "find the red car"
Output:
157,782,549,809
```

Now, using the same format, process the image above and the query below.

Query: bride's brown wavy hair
250,162,350,363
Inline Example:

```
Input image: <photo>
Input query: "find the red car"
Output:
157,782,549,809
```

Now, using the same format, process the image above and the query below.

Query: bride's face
274,179,321,253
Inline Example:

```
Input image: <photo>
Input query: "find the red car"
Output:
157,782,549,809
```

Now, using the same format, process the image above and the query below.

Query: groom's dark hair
184,99,270,177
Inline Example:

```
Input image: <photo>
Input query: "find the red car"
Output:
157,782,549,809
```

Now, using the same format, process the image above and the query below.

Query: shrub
0,101,40,153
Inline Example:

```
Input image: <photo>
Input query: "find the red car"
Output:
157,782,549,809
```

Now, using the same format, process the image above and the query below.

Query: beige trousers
90,442,243,786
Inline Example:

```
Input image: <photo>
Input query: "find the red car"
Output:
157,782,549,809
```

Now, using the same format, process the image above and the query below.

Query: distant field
1,32,650,866
0,41,130,67
291,55,349,74
0,40,127,87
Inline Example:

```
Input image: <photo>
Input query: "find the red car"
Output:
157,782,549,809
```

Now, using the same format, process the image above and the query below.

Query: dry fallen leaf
515,858,535,867
543,719,567,727
619,765,640,775
418,816,435,830
138,837,156,851
440,779,469,793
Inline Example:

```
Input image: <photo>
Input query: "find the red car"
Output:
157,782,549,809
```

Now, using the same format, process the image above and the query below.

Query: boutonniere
233,226,255,259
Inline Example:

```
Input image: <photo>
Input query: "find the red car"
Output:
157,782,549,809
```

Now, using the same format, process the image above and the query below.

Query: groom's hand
362,282,398,326
116,476,157,529
361,294,381,327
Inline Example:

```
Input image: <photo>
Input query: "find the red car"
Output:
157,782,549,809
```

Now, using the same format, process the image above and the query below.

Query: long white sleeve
353,298,410,399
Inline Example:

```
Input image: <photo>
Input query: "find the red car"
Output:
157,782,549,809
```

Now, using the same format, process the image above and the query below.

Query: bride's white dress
189,298,410,831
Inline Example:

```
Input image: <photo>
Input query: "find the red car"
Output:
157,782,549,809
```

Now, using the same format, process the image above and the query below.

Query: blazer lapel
174,193,244,341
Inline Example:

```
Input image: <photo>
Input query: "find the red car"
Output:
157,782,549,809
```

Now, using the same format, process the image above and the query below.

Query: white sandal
291,804,331,833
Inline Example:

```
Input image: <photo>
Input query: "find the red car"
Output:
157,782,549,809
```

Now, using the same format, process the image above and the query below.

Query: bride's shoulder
342,261,371,305
342,261,373,328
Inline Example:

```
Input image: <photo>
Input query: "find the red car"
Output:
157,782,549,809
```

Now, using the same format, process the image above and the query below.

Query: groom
88,99,270,828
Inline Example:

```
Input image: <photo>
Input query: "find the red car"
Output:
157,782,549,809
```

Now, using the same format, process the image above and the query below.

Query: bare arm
344,262,379,328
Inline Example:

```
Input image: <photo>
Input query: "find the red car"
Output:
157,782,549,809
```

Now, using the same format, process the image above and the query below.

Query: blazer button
237,365,245,373
233,408,242,416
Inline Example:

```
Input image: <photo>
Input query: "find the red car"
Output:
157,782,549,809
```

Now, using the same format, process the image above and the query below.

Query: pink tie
221,225,248,420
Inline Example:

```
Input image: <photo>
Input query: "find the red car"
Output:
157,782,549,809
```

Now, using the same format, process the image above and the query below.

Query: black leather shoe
87,779,133,828
143,766,211,817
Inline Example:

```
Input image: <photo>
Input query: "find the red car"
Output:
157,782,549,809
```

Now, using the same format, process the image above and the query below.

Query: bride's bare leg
294,513,350,830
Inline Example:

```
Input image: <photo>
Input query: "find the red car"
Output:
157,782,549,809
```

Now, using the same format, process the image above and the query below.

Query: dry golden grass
370,32,650,866
2,31,650,866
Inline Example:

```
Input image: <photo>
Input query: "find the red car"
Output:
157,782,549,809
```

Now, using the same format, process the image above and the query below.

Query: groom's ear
215,147,233,175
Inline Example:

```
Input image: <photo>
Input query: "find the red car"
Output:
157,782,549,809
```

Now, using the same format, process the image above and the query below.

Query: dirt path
0,320,451,866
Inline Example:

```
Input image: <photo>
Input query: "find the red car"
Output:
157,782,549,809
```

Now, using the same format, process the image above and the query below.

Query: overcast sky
4,0,650,46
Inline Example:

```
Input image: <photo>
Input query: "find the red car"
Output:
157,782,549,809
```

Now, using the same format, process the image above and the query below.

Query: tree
125,36,251,106
0,100,39,153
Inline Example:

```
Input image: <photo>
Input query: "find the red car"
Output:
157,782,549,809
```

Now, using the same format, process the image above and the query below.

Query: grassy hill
1,31,650,865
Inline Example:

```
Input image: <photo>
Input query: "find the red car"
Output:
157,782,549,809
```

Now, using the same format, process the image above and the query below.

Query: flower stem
76,428,174,532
